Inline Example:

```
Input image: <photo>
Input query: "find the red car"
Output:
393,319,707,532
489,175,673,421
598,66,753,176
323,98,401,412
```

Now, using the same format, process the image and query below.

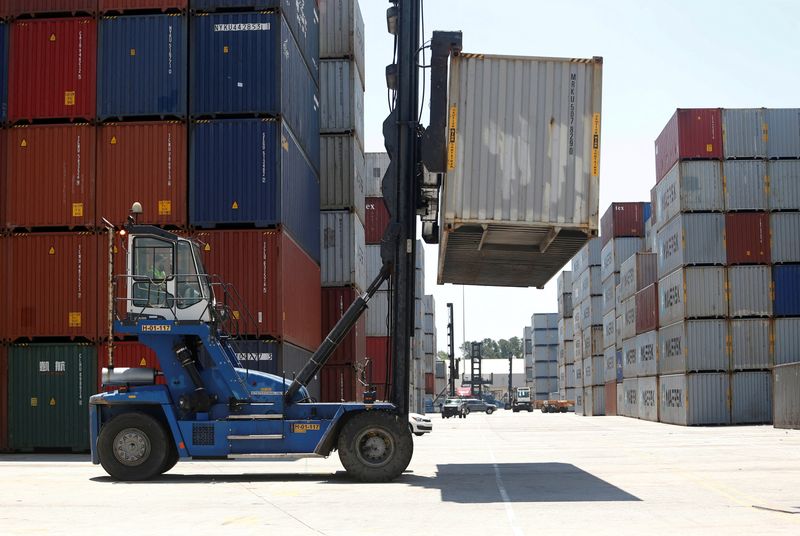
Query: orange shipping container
5,124,96,229
97,122,187,228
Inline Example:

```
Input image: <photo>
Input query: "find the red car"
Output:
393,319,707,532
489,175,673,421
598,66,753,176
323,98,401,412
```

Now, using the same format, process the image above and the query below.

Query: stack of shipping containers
423,295,437,408
556,272,576,408
571,239,604,415
523,326,533,386
530,313,558,401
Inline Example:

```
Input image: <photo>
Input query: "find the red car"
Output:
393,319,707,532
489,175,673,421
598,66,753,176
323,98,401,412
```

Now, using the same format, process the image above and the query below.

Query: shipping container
100,340,167,385
600,237,643,282
773,362,800,429
591,355,604,386
731,371,772,424
364,152,387,198
574,266,601,304
320,59,363,141
652,161,723,230
366,290,389,337
7,233,100,341
0,22,7,123
654,108,722,182
99,1,188,12
320,133,365,220
622,377,638,417
439,55,602,288
0,346,7,451
636,330,658,378
770,213,800,264
8,343,97,451
637,376,658,422
658,267,727,326
364,196,390,245
635,284,658,334
616,350,623,382
658,319,728,374
603,345,616,382
619,252,657,302
585,385,605,416
190,12,320,166
574,388,584,414
559,341,575,365
97,122,187,228
602,310,615,350
656,213,725,278
557,317,573,342
727,266,771,317
722,108,766,159
725,212,770,265
765,108,800,158
615,314,622,350
600,202,646,246
773,265,800,317
424,373,434,395
622,337,636,379
579,296,603,329
320,363,362,403
98,14,187,119
320,211,366,291
768,160,800,211
320,287,365,367
0,238,6,342
533,312,558,330
615,380,623,414
573,358,583,389
194,229,321,351
723,160,767,211
621,296,636,340
365,245,389,292
572,239,602,276
774,318,800,366
9,18,96,122
9,1,96,16
4,124,96,230
319,0,364,83
601,274,618,314
659,372,730,426
730,319,771,371
190,119,320,261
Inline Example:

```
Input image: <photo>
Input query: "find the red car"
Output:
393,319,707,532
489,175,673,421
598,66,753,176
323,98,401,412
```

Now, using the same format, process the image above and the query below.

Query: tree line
436,337,522,360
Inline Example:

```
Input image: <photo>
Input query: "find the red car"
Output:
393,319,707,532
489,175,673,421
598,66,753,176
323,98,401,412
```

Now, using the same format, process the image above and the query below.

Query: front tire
486,408,494,415
338,412,413,483
98,412,169,481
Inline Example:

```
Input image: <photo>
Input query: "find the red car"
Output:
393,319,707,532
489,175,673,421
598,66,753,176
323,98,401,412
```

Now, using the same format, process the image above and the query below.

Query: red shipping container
0,130,7,229
365,336,391,388
0,1,8,18
0,346,8,451
654,108,722,182
5,124,96,230
321,287,366,366
7,233,101,341
600,202,646,246
9,18,97,122
97,122,187,228
98,1,186,13
0,237,7,342
320,364,364,403
9,1,97,16
604,381,617,416
635,283,658,334
424,372,434,395
725,212,770,265
365,196,390,244
195,230,321,351
98,341,166,390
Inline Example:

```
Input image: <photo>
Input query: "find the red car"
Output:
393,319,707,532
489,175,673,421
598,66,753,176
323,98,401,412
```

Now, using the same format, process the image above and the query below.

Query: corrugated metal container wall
621,296,636,340
320,364,361,402
9,18,96,121
591,355,604,386
194,230,321,351
320,59,364,142
319,0,365,84
366,290,389,336
600,237,643,282
637,376,658,422
622,378,638,417
770,213,800,264
602,311,615,350
560,341,574,365
658,320,728,374
5,124,96,230
9,1,97,15
320,211,366,291
725,212,770,265
190,12,320,166
774,318,800,366
722,108,766,159
615,314,622,349
600,202,646,246
97,14,186,119
616,350,623,382
364,196,390,244
0,237,6,341
723,160,767,211
656,213,725,278
8,344,96,451
365,245,389,291
365,336,390,396
0,22,7,123
557,317,573,342
773,362,800,429
97,122,187,227
575,266,601,304
635,284,658,334
99,1,188,12
603,346,616,382
727,266,771,317
8,233,100,341
572,239,602,276
654,109,722,182
769,160,800,210
659,373,730,426
602,274,617,314
579,296,603,330
320,134,365,220
622,337,636,379
636,330,658,377
321,287,365,366
619,252,657,301
731,371,772,424
589,385,605,416
730,319,771,371
773,265,800,317
440,55,602,288
190,119,320,262
765,108,800,158
652,161,723,229
0,346,7,451
574,388,584,415
364,152,388,198
424,373,434,395
658,267,727,327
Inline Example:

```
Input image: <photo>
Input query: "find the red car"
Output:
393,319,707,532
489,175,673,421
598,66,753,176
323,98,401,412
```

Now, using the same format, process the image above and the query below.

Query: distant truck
512,387,533,412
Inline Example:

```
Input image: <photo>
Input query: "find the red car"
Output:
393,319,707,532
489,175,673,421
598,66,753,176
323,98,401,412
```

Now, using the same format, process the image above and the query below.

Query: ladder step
227,414,283,420
227,434,283,440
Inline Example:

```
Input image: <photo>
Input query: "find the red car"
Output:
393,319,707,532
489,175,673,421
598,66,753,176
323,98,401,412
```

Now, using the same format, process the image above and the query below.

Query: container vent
192,424,215,446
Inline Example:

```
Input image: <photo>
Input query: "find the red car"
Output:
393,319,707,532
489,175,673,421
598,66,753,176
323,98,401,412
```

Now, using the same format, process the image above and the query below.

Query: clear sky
359,0,800,352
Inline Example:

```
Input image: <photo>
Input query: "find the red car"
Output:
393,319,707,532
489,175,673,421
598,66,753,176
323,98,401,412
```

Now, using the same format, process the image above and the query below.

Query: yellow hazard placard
139,358,147,366
158,200,171,216
48,246,55,255
591,113,601,177
223,45,229,54
706,143,713,153
65,91,76,106
231,201,239,209
49,34,56,42
130,48,136,56
204,243,211,251
110,136,117,145
20,139,28,148
72,203,84,217
50,398,56,406
68,312,82,328
232,310,241,320
31,397,38,407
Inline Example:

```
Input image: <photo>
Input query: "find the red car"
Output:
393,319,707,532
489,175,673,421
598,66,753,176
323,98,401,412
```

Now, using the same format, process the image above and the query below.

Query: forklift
89,0,462,482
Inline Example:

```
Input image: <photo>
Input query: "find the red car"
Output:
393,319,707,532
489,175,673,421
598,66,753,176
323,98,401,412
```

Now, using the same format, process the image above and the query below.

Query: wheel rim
113,428,151,467
355,427,395,469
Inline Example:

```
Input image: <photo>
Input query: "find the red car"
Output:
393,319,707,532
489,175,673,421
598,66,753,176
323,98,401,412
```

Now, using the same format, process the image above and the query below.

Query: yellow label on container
281,136,289,151
706,143,713,153
110,136,117,145
223,45,229,54
158,200,172,215
68,312,82,327
232,310,241,320
139,358,147,367
49,34,56,42
31,397,38,407
65,91,76,106
72,203,83,217
50,398,56,406
591,112,601,177
20,139,27,148
48,246,55,255
130,48,136,56
232,201,239,209
447,105,458,171
204,243,211,251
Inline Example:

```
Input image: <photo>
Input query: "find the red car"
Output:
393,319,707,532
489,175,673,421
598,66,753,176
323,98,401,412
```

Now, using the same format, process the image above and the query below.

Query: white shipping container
601,237,644,282
616,381,624,415
731,371,772,424
722,108,766,159
619,252,658,301
364,152,388,197
771,213,800,263
602,274,618,314
636,330,658,377
637,376,658,422
659,373,730,426
579,296,604,328
532,313,559,330
774,318,800,366
577,266,603,303
622,337,637,379
585,385,605,416
575,389,584,415
558,318,574,342
557,270,573,296
558,292,574,319
774,362,800,429
591,355,605,386
621,296,637,341
653,161,724,231
656,213,726,278
603,345,616,383
366,290,390,336
320,60,364,144
365,245,389,291
319,0,365,83
768,160,800,210
603,310,616,350
320,134,366,219
534,345,558,363
533,330,558,346
730,319,771,371
622,378,638,417
658,319,729,374
658,267,727,327
615,314,623,349
574,358,584,389
724,160,768,211
573,327,583,360
582,326,604,359
320,211,366,291
564,363,575,388
559,340,575,365
572,239,603,276
727,266,772,317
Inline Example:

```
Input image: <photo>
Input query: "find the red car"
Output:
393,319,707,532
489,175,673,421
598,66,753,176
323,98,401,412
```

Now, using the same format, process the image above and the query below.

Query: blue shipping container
616,351,623,382
190,118,321,262
189,0,319,83
643,202,652,223
0,22,7,122
98,15,187,119
774,265,800,316
190,12,320,169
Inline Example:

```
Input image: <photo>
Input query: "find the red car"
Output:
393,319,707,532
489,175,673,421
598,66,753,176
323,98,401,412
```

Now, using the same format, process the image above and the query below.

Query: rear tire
338,412,413,483
486,408,494,415
98,412,169,481
161,440,180,474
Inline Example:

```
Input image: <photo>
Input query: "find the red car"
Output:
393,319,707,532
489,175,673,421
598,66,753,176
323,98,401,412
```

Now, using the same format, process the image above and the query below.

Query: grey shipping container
575,388,584,415
439,54,602,288
603,345,616,383
636,330,658,377
722,108,766,159
319,0,365,84
533,313,559,330
658,267,727,326
320,134,366,219
622,378,638,417
615,314,623,349
656,213,725,278
364,152,388,197
771,213,800,263
730,319,771,370
765,108,800,158
603,310,616,350
558,292,574,319
320,211,366,291
320,60,364,144
534,345,558,362
619,252,657,302
579,296,604,329
773,362,800,429
574,358,584,389
621,295,636,340
774,318,800,366
591,355,604,386
366,290,389,336
653,161,724,231
572,239,603,276
559,341,575,365
622,337,637,379
533,331,558,347
659,373,730,426
723,160,767,211
727,266,772,317
576,266,602,304
638,375,658,422
557,318,574,342
564,364,576,388
601,237,644,282
365,245,389,291
658,319,728,374
573,327,583,359
557,271,573,296
533,361,557,378
586,385,605,416
768,160,800,211
731,371,772,424
602,274,619,314
616,381,624,415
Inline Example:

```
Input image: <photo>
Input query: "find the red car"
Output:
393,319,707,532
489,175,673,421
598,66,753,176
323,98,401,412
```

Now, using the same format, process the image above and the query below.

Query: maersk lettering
664,387,683,408
625,349,636,365
622,268,634,288
661,182,677,212
665,336,682,358
642,389,656,407
662,232,680,260
663,284,681,308
626,389,637,405
640,343,655,362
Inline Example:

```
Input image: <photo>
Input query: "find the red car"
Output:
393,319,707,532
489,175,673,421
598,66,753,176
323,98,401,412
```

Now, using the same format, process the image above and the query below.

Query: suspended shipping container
658,319,728,374
656,213,725,278
730,319,771,371
652,160,723,230
731,371,772,424
320,59,364,142
770,213,800,264
637,375,658,422
654,108,722,182
658,267,727,326
774,318,800,366
319,0,365,84
619,252,657,301
725,212,770,265
600,202,647,246
773,362,800,430
439,54,602,288
723,160,767,211
364,196,390,244
320,211,366,291
659,372,730,426
773,265,800,317
600,237,643,282
768,160,800,211
320,133,365,220
727,266,771,317
572,239,602,277
722,108,766,159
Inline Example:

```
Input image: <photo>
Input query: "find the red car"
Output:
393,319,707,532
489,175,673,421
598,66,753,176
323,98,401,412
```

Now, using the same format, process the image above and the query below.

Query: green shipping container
8,344,97,452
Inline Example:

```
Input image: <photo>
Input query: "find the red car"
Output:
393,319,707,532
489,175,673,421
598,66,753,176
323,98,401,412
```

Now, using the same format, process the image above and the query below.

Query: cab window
176,241,203,309
133,237,174,281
